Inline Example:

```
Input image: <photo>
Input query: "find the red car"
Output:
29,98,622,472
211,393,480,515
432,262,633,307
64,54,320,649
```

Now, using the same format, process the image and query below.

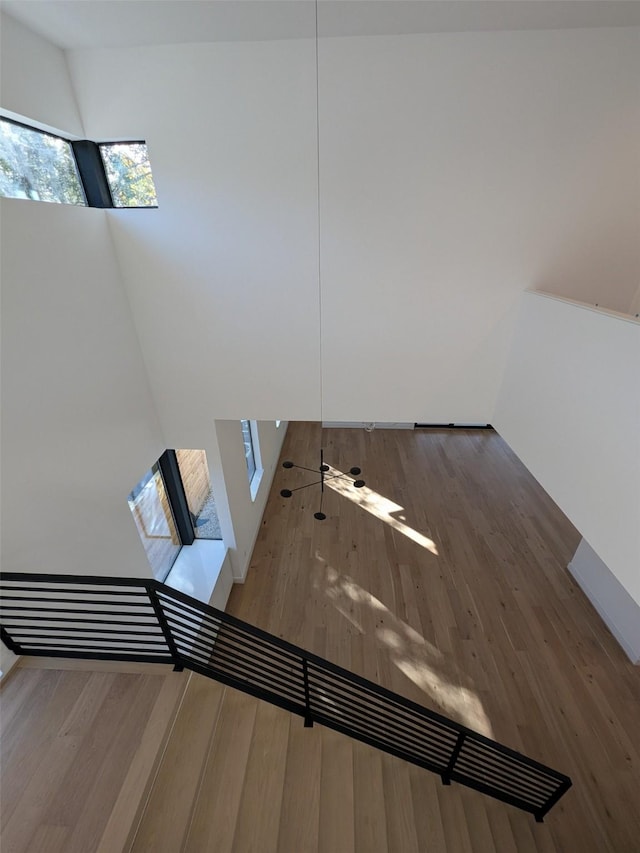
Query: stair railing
0,572,571,822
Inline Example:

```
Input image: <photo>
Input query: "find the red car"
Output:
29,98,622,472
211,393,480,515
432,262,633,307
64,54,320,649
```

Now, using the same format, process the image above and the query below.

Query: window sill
165,539,229,607
249,468,264,502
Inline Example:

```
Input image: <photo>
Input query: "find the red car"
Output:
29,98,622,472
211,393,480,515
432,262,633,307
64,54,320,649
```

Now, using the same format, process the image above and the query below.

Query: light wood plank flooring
131,423,640,852
2,423,639,852
1,665,187,853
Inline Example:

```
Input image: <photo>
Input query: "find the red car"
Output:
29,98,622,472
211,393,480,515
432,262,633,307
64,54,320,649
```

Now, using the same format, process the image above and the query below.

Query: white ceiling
3,0,640,49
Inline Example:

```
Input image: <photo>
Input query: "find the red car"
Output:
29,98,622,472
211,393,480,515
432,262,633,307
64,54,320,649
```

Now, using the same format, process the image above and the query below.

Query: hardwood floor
0,664,187,853
221,423,640,852
2,423,639,852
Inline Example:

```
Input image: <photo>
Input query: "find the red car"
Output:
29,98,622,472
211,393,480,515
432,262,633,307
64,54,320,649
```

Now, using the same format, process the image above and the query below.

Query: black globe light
280,449,365,521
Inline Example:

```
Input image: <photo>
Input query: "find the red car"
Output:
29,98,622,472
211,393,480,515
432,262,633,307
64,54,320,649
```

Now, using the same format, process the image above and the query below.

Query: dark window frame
158,450,196,547
0,115,157,210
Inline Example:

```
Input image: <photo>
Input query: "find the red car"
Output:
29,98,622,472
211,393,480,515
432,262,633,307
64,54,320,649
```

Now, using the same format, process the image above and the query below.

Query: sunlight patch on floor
315,556,493,737
326,468,439,555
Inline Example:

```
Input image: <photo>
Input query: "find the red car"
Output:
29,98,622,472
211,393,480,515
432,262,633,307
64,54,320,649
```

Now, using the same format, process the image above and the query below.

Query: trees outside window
0,117,158,209
0,118,85,205
99,142,157,207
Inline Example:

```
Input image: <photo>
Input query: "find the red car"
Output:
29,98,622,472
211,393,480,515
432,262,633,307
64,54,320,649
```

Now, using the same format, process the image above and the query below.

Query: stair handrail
0,571,572,822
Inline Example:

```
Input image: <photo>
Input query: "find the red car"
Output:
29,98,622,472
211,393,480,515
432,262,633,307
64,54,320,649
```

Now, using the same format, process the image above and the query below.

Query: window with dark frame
0,116,158,209
99,142,158,208
127,462,181,583
128,449,221,582
0,118,86,205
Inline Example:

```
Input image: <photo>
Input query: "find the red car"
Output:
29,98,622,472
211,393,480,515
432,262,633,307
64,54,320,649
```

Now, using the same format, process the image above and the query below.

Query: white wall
319,27,640,421
68,39,321,436
494,292,640,604
66,26,640,427
214,420,288,581
0,23,294,598
1,199,167,578
0,12,83,136
569,538,640,664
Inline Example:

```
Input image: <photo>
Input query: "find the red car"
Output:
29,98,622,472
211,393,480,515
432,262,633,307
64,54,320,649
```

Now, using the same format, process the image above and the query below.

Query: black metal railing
0,572,571,821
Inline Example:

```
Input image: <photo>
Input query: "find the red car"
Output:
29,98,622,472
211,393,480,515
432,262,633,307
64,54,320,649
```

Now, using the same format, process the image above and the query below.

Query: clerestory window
0,116,158,209
0,118,85,204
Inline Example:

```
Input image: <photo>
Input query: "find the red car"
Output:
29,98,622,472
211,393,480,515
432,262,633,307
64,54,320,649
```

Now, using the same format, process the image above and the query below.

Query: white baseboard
322,422,414,429
568,549,640,664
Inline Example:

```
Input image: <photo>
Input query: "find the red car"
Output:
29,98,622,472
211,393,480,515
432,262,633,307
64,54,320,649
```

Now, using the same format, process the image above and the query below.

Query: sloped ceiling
3,0,640,49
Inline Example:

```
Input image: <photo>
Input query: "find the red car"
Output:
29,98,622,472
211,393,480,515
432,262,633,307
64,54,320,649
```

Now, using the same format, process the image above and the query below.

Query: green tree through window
100,142,158,207
0,119,85,205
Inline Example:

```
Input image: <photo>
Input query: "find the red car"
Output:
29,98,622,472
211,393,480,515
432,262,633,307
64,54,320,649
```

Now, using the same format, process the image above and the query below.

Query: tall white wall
66,26,640,426
494,292,640,605
0,12,83,135
319,27,640,421
0,19,291,592
67,39,321,435
1,12,167,582
1,200,167,578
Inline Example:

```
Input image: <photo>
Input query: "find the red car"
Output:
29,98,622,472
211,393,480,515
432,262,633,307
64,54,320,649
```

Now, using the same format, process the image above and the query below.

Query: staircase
0,572,571,823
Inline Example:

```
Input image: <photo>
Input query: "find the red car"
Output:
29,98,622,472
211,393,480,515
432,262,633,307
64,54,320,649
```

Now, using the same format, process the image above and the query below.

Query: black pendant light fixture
280,450,365,521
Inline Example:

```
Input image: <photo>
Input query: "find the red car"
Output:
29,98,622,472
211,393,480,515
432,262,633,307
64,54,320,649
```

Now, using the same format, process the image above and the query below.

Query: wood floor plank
131,674,225,853
26,825,70,853
277,717,322,853
1,670,86,825
486,799,519,852
183,689,258,853
231,700,291,853
318,727,355,853
437,784,474,853
0,667,47,729
352,741,388,853
381,753,420,853
42,674,143,831
1,672,122,853
1,729,83,853
409,768,448,853
459,788,498,853
62,675,166,853
96,671,188,853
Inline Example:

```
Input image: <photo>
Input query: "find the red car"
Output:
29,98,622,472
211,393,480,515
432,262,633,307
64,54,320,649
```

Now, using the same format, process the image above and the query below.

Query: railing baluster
147,584,184,671
534,777,573,823
302,658,313,727
1,624,21,654
441,731,466,785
